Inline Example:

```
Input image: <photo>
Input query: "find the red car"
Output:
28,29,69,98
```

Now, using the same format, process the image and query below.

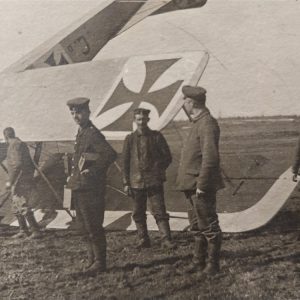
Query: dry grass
0,205,299,300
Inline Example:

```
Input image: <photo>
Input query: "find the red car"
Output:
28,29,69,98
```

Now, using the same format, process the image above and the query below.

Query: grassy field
0,201,299,299
0,117,299,299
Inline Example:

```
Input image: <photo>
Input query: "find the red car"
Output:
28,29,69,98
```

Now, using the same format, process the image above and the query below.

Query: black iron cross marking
96,58,183,131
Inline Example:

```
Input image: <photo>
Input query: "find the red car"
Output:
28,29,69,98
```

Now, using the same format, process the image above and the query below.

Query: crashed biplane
0,0,298,233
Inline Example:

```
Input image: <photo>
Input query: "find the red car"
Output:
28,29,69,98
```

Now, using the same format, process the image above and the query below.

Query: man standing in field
4,127,42,239
122,108,174,249
66,97,117,275
292,136,300,182
176,86,224,275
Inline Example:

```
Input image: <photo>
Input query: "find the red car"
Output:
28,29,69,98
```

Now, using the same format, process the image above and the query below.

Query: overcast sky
1,0,300,117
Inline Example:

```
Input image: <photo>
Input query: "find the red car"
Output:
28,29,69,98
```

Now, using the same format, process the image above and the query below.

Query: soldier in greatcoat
3,127,42,239
122,108,174,249
66,97,117,275
176,86,224,275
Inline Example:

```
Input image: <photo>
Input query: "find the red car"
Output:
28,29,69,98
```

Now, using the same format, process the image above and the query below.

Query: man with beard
176,86,224,275
66,97,117,275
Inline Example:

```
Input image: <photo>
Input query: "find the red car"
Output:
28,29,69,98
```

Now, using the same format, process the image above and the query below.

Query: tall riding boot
203,232,222,276
25,211,42,239
85,237,107,275
135,222,151,248
157,220,176,249
193,235,208,270
12,214,28,238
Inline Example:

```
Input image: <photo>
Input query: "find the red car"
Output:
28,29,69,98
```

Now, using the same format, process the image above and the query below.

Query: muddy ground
0,117,300,299
0,195,299,300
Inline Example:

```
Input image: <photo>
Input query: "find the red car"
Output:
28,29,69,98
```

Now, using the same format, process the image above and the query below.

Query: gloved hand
124,185,133,197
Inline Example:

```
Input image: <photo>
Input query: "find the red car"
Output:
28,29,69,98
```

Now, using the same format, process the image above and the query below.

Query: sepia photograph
0,0,299,299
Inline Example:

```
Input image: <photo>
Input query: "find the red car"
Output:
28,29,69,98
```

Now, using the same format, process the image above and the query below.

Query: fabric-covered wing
0,51,208,142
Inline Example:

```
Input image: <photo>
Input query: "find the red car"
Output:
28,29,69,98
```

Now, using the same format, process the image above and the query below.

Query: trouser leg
148,186,172,241
184,191,199,231
148,186,176,249
25,210,40,232
74,193,91,264
20,187,42,236
12,190,41,238
11,192,29,232
88,195,106,271
12,214,29,238
131,189,150,247
191,191,222,274
16,214,28,232
74,189,106,273
25,210,43,239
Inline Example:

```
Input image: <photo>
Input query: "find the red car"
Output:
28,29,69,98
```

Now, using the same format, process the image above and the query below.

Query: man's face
134,114,149,131
183,98,194,115
71,109,90,126
184,98,202,119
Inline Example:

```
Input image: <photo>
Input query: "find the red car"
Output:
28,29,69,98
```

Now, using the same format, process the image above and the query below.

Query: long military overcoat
176,108,224,192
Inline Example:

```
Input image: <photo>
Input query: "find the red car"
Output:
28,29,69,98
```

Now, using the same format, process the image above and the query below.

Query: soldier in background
66,97,117,275
3,127,42,239
176,86,224,275
122,108,174,249
292,136,300,182
292,135,300,241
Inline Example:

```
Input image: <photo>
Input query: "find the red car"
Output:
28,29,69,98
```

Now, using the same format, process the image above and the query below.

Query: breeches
131,185,169,223
73,189,105,242
185,190,221,239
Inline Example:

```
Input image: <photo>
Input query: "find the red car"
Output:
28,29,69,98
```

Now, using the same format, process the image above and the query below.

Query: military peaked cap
67,97,90,111
133,108,151,116
182,85,207,102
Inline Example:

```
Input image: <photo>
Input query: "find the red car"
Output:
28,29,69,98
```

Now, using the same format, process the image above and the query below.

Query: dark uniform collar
79,120,93,131
192,107,210,123
77,120,94,137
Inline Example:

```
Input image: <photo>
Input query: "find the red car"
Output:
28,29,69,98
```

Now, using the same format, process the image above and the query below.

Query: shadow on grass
111,254,192,272
255,252,300,266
